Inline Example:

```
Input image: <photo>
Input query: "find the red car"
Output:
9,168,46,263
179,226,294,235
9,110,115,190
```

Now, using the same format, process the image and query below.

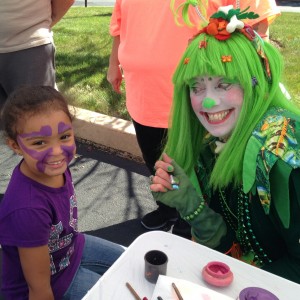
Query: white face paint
189,76,244,139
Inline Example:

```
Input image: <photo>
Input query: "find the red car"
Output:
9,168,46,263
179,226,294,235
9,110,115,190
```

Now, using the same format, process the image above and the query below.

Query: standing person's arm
253,19,269,40
19,245,54,300
107,36,123,94
51,0,75,28
244,0,280,40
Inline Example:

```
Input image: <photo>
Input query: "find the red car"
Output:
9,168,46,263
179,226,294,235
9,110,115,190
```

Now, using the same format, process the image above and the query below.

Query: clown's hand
150,153,200,216
151,153,227,248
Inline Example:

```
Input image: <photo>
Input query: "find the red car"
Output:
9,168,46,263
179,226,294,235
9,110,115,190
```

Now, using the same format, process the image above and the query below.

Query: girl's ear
7,139,22,156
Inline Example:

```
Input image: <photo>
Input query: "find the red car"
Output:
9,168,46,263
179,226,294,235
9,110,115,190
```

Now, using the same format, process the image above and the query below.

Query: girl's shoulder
1,165,73,214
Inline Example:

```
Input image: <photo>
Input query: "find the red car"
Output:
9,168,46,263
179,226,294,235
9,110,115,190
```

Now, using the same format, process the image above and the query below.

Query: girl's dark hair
1,85,73,141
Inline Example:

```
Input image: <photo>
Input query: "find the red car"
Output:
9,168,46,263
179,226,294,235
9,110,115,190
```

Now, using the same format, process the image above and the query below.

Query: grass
53,8,300,121
269,13,300,103
53,7,129,120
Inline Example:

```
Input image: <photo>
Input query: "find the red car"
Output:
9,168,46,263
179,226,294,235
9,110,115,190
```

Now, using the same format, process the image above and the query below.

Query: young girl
0,86,124,299
150,5,300,283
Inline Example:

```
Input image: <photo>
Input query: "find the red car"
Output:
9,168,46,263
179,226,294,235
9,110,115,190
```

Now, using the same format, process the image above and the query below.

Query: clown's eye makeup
216,82,233,90
191,87,203,94
217,78,240,91
190,84,206,95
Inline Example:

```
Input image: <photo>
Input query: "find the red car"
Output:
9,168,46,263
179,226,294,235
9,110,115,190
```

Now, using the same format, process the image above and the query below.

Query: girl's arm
19,245,54,300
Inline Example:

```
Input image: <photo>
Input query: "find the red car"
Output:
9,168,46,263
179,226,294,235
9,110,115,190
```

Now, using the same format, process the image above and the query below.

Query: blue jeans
62,234,124,300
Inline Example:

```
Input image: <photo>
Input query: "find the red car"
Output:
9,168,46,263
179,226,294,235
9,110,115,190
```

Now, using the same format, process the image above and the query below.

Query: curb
70,106,143,158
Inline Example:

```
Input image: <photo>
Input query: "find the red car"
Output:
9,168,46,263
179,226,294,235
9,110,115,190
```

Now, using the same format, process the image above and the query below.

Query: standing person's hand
107,64,123,94
107,36,122,93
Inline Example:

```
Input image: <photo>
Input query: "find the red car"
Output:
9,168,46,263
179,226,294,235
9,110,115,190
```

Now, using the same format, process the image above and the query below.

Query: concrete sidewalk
72,106,142,159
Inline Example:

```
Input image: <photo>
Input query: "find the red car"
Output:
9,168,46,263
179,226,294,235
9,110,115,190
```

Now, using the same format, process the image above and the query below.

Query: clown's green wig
164,32,300,189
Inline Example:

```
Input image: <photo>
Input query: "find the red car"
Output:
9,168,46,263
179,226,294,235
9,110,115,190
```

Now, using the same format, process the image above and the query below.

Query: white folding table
83,231,300,299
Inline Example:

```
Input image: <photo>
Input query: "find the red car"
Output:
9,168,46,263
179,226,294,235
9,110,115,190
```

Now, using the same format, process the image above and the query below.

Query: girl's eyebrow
59,128,73,135
58,122,72,134
18,126,52,139
23,135,47,141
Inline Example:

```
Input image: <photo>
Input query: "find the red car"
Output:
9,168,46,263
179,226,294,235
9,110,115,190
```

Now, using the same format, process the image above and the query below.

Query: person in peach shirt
106,0,280,236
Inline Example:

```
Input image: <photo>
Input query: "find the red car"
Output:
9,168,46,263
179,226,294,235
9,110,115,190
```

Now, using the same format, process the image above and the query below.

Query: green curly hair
164,31,299,190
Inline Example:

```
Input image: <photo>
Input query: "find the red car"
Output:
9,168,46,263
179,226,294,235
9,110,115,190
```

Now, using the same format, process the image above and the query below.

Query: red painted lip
201,109,233,125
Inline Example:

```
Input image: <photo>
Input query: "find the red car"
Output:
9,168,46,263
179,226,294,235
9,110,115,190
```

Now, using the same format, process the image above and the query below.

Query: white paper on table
151,275,235,300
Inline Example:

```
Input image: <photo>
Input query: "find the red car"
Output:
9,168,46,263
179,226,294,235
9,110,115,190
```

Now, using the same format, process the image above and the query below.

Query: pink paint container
202,261,233,287
238,287,279,300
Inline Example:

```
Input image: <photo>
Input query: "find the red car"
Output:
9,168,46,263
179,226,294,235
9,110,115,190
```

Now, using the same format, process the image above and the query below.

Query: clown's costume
150,4,300,284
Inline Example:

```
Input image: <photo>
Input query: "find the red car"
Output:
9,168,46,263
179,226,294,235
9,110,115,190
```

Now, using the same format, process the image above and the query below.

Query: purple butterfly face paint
17,125,53,173
58,122,76,164
17,119,75,175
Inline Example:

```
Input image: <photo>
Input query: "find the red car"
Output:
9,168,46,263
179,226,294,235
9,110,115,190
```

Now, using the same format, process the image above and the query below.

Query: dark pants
0,43,56,108
132,119,167,175
132,119,191,238
132,119,177,215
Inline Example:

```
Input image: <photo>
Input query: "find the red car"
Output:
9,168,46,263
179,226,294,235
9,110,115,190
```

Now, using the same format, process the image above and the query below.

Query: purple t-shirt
0,163,85,299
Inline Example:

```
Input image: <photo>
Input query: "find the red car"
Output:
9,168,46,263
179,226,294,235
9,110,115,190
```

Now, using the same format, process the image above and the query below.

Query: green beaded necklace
219,188,272,267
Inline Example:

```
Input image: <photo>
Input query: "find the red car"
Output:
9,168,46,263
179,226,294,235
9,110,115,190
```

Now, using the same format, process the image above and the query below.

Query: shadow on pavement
85,219,148,247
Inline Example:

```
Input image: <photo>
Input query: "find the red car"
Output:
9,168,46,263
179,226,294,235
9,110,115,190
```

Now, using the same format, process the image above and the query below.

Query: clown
150,5,300,284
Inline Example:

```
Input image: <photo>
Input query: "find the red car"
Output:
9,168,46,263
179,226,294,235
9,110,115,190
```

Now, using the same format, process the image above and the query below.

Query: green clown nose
202,97,216,109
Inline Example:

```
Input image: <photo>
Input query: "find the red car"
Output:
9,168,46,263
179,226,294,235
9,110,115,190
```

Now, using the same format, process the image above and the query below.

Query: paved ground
74,0,115,6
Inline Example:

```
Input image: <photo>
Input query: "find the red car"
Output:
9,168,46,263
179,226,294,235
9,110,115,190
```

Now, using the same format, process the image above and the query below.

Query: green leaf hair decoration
211,7,259,21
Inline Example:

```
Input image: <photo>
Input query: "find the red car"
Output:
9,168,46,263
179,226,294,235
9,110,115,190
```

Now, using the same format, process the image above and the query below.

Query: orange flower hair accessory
221,55,232,63
199,37,207,49
184,57,190,64
200,5,259,41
